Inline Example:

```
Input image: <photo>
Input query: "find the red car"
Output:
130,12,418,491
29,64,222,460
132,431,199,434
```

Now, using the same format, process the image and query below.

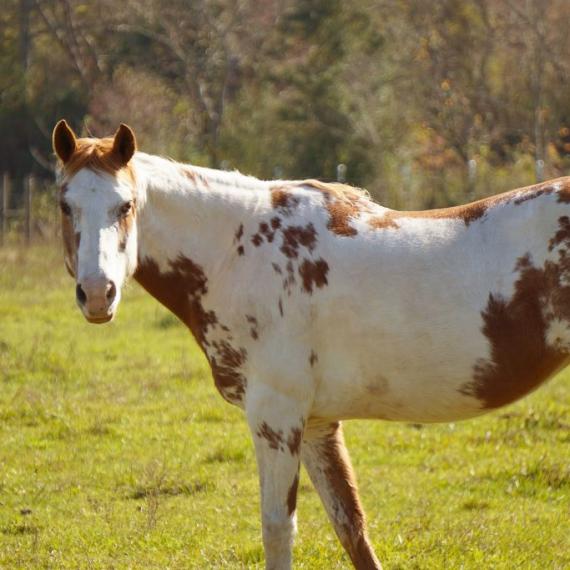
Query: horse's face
52,120,138,324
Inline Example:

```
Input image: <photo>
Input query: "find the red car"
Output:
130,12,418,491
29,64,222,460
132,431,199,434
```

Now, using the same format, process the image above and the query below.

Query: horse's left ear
112,123,137,166
53,119,77,164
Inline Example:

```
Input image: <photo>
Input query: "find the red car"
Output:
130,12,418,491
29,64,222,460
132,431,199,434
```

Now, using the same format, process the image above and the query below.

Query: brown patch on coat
280,223,317,259
251,233,263,247
271,263,282,275
298,258,329,294
134,256,247,404
369,179,569,231
257,422,284,451
309,423,380,569
548,215,570,251
513,185,555,205
287,427,303,455
271,217,282,230
296,179,370,237
369,202,490,230
237,245,245,256
209,340,248,401
271,187,300,215
460,217,570,408
309,351,318,367
60,136,136,186
278,297,284,317
287,472,300,516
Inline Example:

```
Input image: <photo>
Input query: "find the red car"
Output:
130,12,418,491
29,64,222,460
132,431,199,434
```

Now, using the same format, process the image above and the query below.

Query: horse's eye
60,201,72,216
119,201,132,216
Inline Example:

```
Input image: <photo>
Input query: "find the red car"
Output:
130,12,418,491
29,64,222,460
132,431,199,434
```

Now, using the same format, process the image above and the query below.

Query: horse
52,119,569,570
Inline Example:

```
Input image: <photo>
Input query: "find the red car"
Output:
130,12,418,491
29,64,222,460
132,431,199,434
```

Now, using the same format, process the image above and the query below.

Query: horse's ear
52,119,77,164
112,123,137,166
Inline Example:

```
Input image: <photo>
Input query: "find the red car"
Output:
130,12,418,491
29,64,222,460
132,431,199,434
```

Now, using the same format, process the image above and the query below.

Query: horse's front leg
246,384,308,570
302,421,382,570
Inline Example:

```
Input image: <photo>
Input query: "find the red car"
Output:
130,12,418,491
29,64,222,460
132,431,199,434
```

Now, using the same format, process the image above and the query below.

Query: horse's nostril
106,281,117,302
76,283,87,305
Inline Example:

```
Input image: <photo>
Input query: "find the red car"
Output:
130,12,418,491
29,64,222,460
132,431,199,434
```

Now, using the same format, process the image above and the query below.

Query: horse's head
52,120,138,324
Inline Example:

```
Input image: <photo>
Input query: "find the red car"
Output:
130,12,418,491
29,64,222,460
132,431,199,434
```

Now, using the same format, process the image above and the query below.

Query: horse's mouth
85,314,114,324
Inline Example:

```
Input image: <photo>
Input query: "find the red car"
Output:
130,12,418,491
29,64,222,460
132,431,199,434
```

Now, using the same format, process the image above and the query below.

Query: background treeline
2,0,570,211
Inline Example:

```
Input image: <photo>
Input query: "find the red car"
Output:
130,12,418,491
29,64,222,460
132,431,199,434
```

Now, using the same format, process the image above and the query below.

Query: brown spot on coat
326,200,359,236
237,245,245,256
309,351,318,367
271,217,282,230
272,263,282,275
296,179,369,237
298,258,329,294
209,341,248,401
460,218,570,408
246,315,259,340
278,297,284,317
257,422,284,451
234,223,244,243
259,221,275,243
251,233,263,247
271,187,300,215
287,427,303,455
287,472,299,516
280,224,317,259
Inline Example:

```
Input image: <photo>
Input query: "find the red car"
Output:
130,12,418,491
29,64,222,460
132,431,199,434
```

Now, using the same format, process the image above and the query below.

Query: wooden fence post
1,173,9,247
25,175,34,245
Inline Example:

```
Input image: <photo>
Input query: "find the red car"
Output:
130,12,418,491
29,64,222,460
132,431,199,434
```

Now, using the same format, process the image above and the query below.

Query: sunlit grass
0,244,568,569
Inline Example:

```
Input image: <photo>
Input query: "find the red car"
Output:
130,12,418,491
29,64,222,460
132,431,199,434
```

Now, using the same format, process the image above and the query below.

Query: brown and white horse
53,120,569,569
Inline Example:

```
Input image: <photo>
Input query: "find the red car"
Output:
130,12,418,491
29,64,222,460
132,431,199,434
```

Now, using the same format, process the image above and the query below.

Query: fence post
336,163,347,183
25,175,34,245
1,173,9,247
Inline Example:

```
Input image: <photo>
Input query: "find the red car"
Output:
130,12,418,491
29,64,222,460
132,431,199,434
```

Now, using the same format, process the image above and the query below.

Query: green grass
0,244,568,569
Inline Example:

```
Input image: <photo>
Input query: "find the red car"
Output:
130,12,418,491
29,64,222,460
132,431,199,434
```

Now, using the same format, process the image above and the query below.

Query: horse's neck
134,153,266,274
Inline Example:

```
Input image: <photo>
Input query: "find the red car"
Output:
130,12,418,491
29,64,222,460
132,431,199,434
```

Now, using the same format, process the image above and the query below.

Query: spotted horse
53,119,570,569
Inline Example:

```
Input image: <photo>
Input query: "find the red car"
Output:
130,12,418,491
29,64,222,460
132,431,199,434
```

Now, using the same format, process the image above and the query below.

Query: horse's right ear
52,120,77,164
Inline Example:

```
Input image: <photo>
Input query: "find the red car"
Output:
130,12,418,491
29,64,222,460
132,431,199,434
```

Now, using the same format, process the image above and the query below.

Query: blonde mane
296,178,370,203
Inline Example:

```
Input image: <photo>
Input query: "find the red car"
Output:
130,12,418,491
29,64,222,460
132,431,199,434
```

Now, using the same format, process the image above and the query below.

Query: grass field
0,244,568,569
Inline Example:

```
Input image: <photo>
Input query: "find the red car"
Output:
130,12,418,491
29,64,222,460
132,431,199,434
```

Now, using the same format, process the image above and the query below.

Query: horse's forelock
62,137,136,186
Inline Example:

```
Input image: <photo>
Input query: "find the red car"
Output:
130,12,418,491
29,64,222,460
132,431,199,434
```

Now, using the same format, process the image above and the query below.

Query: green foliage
0,245,569,568
2,0,570,206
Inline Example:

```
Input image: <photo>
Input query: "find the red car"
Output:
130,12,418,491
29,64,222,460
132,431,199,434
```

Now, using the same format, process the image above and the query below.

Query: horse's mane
295,178,370,203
